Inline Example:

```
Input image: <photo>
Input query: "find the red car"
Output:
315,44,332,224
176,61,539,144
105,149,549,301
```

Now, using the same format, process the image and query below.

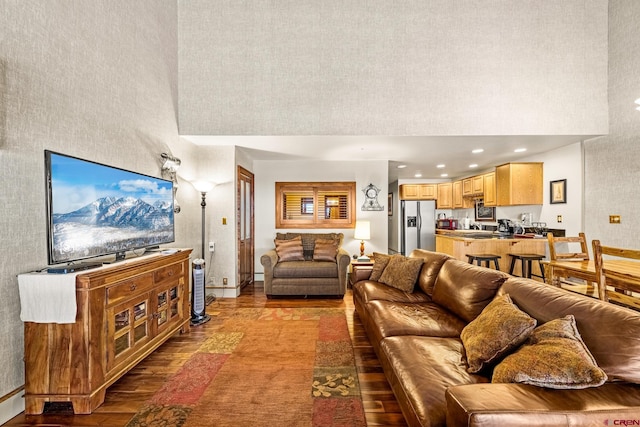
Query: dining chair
592,239,640,308
544,232,599,297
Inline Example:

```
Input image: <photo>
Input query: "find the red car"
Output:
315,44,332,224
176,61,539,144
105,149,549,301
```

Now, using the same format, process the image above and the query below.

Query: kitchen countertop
435,229,546,241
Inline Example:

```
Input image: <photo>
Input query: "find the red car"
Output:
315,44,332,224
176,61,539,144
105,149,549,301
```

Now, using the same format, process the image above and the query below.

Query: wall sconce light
354,220,371,261
161,152,182,213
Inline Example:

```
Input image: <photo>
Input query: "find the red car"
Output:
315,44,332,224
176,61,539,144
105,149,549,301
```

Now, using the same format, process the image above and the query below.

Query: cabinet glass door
108,294,149,372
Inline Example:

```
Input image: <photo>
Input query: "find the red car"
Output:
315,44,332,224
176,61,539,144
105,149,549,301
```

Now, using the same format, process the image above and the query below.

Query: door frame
237,166,254,290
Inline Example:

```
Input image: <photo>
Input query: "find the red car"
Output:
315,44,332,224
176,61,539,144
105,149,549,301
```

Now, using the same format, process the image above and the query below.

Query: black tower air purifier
191,258,210,326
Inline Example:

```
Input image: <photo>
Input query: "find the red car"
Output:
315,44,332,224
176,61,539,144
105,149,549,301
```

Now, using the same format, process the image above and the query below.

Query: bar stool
508,253,546,281
466,254,501,270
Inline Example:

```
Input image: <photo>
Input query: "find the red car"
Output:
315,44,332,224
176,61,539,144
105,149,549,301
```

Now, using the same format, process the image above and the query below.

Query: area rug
126,307,366,427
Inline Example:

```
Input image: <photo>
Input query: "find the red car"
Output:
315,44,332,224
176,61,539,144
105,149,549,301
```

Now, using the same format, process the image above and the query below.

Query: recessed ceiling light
440,173,448,177
414,173,422,178
472,149,484,154
469,163,478,168
514,148,527,153
397,164,407,169
436,164,445,168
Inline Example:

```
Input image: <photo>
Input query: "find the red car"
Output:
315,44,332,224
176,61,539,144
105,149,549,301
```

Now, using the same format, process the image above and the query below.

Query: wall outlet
208,241,215,252
223,277,228,286
556,215,563,223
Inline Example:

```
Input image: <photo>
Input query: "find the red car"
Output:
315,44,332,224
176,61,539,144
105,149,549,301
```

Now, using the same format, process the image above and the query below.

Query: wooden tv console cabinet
23,249,192,415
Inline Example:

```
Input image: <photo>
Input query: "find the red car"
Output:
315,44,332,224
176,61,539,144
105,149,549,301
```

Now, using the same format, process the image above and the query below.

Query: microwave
437,219,458,230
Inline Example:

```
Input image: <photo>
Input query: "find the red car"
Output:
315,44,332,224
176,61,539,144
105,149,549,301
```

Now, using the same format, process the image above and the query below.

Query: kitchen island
435,230,547,279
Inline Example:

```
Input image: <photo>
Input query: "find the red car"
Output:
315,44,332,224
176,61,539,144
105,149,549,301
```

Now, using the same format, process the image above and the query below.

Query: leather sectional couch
353,249,640,427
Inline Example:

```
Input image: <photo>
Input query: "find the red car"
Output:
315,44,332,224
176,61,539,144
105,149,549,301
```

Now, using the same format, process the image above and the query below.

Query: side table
349,259,375,288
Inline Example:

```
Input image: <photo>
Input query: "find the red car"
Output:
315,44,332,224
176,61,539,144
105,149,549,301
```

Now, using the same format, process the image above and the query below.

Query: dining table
543,259,640,305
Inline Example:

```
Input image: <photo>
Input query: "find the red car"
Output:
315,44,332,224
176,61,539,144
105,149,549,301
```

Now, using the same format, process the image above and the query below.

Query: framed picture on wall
475,199,495,221
550,179,567,204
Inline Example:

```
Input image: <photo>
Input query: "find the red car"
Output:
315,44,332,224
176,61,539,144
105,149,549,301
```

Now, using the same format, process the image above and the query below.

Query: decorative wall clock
362,183,384,211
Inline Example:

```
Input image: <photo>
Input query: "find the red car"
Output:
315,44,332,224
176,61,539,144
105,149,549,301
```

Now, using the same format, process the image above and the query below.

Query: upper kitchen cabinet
399,184,437,200
462,175,484,197
436,183,452,209
453,180,474,209
483,172,496,206
495,163,543,206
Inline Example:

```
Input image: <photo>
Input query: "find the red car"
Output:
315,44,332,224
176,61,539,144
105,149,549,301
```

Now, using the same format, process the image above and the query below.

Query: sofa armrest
337,248,351,293
260,249,278,295
446,383,640,427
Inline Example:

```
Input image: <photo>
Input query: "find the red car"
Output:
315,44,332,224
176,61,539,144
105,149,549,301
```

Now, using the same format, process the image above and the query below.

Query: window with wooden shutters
275,182,356,229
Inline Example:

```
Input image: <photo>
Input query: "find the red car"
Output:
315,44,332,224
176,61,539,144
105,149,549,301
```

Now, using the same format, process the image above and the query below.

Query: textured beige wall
584,0,640,246
178,0,608,136
0,0,198,402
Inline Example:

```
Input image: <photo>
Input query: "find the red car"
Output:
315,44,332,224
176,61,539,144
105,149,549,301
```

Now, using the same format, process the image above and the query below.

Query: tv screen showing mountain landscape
46,151,175,264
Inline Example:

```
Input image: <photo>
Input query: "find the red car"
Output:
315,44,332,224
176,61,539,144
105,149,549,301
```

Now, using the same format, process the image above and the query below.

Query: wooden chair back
592,239,640,304
547,232,590,261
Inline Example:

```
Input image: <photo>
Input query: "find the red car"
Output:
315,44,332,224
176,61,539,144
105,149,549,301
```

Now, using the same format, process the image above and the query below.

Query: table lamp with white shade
354,220,371,261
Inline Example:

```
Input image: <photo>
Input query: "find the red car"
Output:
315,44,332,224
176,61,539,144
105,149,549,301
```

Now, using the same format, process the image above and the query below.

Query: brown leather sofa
353,249,640,427
261,232,351,297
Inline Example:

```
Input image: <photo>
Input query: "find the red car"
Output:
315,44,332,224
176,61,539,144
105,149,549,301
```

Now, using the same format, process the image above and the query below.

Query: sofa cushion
277,232,343,260
461,294,537,373
313,239,338,262
353,280,431,305
369,252,391,281
273,260,338,278
500,277,640,384
274,236,305,262
381,336,489,427
368,300,466,341
409,249,452,296
492,315,607,389
431,258,508,322
446,382,640,427
379,254,424,292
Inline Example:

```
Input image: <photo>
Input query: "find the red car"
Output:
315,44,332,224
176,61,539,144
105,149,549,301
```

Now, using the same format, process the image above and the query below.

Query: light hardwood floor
4,283,407,427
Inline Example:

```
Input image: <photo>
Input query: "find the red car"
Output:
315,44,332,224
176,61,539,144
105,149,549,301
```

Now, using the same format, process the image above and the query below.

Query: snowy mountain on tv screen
51,197,174,260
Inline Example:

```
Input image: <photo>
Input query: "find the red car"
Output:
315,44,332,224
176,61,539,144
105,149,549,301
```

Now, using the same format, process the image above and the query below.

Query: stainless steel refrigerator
401,200,436,255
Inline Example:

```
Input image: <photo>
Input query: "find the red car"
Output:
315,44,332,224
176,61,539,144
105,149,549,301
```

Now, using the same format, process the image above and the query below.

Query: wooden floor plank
3,283,407,427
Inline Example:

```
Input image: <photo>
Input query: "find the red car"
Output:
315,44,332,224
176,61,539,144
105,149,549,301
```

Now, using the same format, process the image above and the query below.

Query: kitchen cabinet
472,175,484,194
453,180,474,209
436,183,452,208
495,162,543,206
23,250,192,414
462,178,473,196
461,175,484,198
483,172,497,206
452,180,463,208
399,184,437,200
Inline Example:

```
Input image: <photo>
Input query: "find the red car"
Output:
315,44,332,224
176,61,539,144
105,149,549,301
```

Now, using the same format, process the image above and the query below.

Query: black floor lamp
190,180,215,326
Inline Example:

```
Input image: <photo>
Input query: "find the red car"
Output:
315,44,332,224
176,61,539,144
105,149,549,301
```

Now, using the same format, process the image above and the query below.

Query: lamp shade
354,220,371,240
192,180,215,193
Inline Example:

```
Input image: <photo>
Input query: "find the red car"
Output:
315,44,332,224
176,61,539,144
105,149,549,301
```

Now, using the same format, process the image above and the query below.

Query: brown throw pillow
274,236,304,262
378,254,424,292
461,294,537,373
492,315,608,389
369,252,391,281
313,239,338,262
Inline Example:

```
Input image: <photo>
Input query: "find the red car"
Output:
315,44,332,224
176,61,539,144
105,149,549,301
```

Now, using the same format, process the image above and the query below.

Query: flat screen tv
45,150,175,265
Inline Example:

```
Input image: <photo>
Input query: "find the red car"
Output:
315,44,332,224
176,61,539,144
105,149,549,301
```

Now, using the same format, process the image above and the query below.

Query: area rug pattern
126,307,366,427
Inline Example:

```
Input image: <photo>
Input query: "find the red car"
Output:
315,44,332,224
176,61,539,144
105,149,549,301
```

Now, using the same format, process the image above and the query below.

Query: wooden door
237,166,254,290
